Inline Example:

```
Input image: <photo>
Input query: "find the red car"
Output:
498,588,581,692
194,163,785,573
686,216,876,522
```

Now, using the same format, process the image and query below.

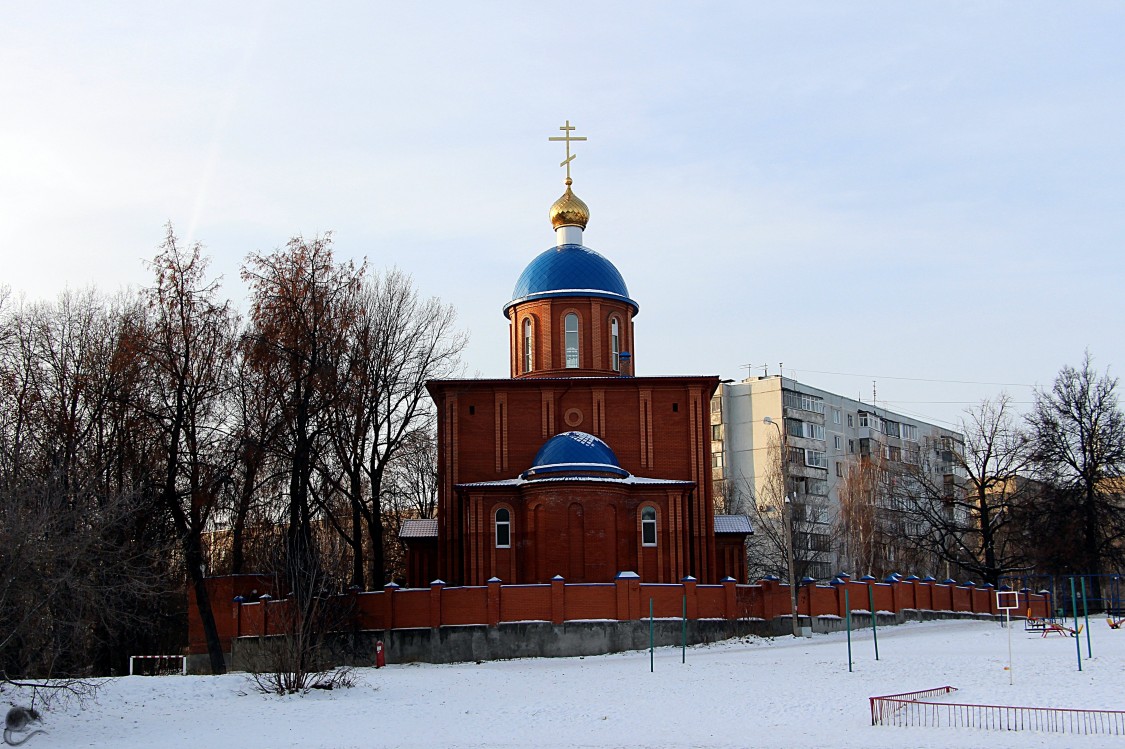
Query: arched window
522,318,533,373
641,506,657,546
610,317,620,372
495,507,511,548
564,313,579,368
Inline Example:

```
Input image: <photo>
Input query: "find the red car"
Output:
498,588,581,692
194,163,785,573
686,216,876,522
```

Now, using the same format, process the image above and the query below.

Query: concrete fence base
188,610,1000,674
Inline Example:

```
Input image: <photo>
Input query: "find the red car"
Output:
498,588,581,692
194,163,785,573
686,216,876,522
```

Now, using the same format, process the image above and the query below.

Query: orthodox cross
548,120,587,182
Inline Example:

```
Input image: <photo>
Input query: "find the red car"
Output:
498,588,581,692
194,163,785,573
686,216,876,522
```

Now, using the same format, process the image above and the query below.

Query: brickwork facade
425,374,723,585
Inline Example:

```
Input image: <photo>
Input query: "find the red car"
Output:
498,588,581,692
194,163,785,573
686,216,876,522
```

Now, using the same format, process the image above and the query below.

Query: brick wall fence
190,573,1050,661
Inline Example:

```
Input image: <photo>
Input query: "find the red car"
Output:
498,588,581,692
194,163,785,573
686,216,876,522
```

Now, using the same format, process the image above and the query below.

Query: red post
375,640,386,668
614,572,633,620
550,575,565,625
429,579,445,628
682,576,699,620
383,581,399,630
722,576,737,620
487,577,502,627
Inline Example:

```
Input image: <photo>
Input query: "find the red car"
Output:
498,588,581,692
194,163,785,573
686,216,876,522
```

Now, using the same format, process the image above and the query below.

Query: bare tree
727,433,833,582
127,225,239,674
0,290,170,679
1025,353,1125,597
320,270,465,588
836,452,886,576
893,395,1033,586
241,233,364,591
246,542,357,695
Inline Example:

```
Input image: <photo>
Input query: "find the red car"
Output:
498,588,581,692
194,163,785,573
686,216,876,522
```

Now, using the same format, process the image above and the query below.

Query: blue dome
521,431,630,480
503,244,638,317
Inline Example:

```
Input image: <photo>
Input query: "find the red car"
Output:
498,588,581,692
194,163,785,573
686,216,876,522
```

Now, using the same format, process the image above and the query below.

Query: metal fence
870,687,1125,736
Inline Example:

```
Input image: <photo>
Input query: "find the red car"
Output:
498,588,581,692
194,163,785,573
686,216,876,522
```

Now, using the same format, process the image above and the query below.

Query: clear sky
2,2,1122,429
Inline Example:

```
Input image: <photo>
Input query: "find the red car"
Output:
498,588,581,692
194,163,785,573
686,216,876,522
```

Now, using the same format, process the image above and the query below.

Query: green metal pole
681,595,687,664
868,583,880,661
845,589,853,673
1070,577,1082,672
1081,577,1091,658
649,598,654,673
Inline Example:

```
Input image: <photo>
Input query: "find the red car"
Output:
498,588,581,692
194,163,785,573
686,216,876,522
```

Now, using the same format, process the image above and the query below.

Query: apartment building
710,375,965,580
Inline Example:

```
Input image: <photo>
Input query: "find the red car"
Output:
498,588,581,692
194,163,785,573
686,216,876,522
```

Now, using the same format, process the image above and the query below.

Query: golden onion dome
549,178,590,230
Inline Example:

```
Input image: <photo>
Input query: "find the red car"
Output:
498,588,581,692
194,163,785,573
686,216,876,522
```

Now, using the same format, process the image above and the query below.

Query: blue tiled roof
521,431,630,479
503,244,638,316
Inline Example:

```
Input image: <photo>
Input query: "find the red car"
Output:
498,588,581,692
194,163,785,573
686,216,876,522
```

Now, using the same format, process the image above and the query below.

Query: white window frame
564,313,579,368
495,507,511,548
610,317,620,372
522,318,533,373
804,449,828,468
641,506,657,546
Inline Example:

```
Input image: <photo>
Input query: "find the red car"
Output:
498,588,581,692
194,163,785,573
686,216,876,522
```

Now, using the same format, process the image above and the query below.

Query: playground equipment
1042,621,1083,637
1023,608,1054,633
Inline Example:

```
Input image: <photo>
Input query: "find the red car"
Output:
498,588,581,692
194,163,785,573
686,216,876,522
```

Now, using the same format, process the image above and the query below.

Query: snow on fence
129,655,187,676
870,686,1125,735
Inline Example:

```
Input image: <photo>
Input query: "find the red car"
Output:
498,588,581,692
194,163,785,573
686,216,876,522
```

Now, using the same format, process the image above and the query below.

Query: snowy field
14,619,1125,749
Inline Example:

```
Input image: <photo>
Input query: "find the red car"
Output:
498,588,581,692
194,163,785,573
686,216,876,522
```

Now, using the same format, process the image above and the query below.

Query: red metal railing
871,686,1125,735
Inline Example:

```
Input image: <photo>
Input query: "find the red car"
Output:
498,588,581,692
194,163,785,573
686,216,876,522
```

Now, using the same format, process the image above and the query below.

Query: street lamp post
763,416,801,637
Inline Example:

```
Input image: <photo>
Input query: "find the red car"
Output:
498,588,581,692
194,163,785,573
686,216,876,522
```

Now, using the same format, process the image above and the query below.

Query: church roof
399,518,438,539
714,515,754,535
503,244,638,317
521,431,630,480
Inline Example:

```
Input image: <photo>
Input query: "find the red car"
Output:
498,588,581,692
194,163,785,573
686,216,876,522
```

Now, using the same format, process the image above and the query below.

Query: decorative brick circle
563,408,584,427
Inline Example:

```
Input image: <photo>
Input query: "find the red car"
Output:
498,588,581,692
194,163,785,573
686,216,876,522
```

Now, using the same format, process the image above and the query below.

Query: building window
804,450,827,468
564,313,579,368
522,318,533,373
835,462,843,477
610,317,620,371
783,391,825,414
711,396,722,414
786,418,803,438
711,424,724,441
788,420,824,441
834,435,843,450
847,414,854,427
848,439,854,453
832,408,841,425
711,452,724,469
495,508,511,548
641,506,657,546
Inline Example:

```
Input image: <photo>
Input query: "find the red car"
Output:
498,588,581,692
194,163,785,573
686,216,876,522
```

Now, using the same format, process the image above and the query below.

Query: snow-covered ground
14,619,1125,748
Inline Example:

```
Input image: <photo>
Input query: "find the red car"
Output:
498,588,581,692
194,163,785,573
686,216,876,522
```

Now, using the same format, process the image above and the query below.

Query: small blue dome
521,431,630,479
503,244,638,317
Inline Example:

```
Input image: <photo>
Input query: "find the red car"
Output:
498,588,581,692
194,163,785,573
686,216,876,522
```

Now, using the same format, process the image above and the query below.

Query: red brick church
400,125,751,587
